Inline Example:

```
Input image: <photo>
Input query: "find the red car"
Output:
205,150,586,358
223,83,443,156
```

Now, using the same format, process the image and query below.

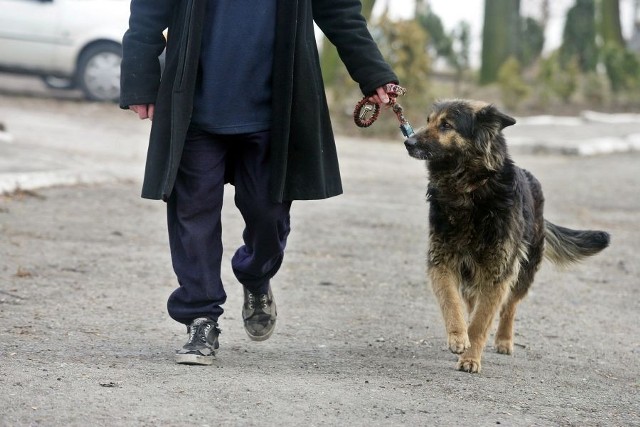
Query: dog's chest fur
426,176,528,288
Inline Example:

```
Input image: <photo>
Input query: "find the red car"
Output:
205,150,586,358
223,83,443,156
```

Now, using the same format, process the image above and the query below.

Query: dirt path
0,86,638,425
1,141,638,425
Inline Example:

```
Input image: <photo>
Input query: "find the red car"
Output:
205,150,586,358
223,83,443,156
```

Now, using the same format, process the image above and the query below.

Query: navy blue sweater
191,0,276,134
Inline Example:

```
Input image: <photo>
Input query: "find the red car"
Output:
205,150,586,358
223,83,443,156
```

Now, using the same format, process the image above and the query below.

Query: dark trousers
166,128,291,325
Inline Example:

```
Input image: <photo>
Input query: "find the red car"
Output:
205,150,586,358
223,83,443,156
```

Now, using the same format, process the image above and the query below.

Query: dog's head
404,100,516,175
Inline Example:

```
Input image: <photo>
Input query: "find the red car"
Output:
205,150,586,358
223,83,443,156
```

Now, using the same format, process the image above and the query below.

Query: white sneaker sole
174,353,215,365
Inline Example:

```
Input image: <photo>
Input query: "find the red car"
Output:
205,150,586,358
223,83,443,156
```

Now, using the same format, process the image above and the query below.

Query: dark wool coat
120,0,398,202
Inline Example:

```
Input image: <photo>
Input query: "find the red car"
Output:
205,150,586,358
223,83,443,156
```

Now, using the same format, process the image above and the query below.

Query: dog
404,99,610,373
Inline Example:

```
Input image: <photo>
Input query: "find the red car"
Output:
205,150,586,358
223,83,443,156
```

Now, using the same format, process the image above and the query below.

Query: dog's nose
404,136,417,147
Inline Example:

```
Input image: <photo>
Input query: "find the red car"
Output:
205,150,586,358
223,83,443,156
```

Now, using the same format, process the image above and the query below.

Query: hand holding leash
353,83,415,138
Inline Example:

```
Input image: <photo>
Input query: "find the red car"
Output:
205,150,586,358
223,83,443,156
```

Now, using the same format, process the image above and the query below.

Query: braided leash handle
353,83,415,137
352,98,380,128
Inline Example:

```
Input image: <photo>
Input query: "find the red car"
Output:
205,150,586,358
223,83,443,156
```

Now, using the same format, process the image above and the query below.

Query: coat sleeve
119,0,177,109
312,0,398,96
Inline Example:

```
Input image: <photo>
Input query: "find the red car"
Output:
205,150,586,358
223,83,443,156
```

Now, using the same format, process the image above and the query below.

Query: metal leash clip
353,83,415,138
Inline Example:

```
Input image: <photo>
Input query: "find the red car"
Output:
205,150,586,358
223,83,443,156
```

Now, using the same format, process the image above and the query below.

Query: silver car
0,0,130,102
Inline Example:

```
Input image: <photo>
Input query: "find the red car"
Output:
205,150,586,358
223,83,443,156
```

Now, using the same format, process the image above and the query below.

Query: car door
0,0,61,73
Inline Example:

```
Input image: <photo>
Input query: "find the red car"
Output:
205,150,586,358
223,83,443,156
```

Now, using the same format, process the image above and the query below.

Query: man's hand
367,85,391,106
129,104,155,120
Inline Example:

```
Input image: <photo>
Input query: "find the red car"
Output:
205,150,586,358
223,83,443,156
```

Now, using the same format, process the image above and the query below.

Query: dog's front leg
457,281,511,373
429,266,470,354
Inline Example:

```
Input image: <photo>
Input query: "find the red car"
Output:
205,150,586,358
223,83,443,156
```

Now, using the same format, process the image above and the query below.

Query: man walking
120,0,398,365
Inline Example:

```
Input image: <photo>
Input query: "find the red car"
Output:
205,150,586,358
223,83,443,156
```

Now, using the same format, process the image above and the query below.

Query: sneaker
242,286,277,341
175,317,220,365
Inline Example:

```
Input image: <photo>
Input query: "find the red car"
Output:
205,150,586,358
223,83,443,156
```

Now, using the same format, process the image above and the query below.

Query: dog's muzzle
404,136,430,160
404,136,418,148
404,136,418,147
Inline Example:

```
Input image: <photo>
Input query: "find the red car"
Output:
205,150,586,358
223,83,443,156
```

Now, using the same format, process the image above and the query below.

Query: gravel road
0,77,638,426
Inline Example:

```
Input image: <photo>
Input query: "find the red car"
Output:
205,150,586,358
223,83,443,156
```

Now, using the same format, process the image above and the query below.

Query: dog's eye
439,122,453,131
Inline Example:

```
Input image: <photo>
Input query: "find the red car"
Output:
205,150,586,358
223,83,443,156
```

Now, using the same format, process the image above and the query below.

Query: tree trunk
599,0,625,47
480,0,521,84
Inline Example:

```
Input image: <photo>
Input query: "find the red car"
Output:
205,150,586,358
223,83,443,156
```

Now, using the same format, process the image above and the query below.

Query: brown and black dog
404,99,610,373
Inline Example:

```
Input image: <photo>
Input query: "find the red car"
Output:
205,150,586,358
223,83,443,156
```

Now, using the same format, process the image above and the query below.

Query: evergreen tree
480,0,522,84
417,6,453,60
520,17,545,67
559,0,598,72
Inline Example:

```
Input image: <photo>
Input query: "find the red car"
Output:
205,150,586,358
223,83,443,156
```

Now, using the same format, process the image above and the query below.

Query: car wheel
41,76,76,90
76,43,122,102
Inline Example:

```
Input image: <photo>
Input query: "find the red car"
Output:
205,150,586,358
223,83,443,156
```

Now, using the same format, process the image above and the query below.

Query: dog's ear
476,105,516,130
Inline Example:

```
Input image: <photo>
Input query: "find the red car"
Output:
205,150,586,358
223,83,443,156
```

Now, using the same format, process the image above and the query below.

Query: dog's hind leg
494,291,525,355
464,294,476,316
457,280,511,373
496,240,544,355
429,266,470,354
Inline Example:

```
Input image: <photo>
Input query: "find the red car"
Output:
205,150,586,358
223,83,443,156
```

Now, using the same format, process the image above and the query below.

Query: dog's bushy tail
543,221,610,266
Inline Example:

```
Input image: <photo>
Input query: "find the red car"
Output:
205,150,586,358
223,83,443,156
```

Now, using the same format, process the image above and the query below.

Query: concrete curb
2,109,640,194
509,133,640,156
0,169,135,194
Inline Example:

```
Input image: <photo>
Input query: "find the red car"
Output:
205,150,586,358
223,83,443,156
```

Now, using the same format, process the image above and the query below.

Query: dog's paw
457,357,481,373
495,339,513,355
447,332,471,354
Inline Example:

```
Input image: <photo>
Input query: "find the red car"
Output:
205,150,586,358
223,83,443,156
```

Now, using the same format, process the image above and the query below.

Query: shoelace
187,325,199,344
247,293,269,310
259,295,269,309
187,321,218,344
247,293,255,310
